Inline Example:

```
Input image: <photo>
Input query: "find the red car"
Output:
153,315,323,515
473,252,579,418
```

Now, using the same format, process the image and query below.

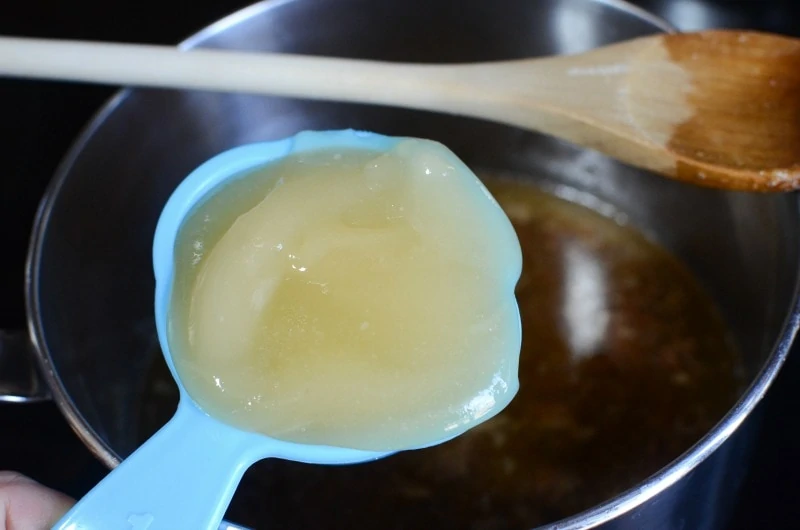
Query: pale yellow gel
168,139,522,451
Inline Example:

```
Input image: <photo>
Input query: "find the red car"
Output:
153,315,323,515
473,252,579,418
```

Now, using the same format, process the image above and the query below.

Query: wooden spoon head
637,30,800,192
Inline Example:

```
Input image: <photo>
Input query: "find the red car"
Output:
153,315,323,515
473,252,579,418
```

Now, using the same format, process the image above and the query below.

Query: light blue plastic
52,128,519,530
52,130,437,530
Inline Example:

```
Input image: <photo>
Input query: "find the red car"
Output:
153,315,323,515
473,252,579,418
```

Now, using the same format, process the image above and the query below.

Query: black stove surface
1,1,798,528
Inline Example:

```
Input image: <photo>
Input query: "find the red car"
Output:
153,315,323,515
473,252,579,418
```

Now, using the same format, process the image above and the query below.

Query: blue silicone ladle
53,129,522,530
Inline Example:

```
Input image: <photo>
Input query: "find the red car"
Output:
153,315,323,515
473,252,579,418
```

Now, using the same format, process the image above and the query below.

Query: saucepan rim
23,0,800,528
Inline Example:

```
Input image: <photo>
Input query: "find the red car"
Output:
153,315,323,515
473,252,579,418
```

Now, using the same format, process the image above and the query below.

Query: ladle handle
52,400,260,530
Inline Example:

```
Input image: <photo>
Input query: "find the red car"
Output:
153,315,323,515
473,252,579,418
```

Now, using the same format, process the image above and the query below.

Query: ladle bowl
55,129,514,530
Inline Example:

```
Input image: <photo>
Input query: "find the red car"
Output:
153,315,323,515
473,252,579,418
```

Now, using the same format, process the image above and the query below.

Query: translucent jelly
168,138,522,451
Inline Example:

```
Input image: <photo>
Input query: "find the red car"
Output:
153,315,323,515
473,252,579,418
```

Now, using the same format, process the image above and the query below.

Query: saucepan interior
26,0,800,528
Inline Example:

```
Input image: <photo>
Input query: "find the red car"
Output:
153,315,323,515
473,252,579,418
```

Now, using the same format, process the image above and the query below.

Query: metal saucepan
1,0,798,528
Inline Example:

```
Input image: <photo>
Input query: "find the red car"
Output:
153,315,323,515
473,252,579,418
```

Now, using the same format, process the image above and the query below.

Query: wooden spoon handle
0,36,468,111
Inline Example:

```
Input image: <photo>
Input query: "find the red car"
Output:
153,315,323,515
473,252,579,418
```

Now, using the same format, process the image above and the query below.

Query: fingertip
0,471,75,529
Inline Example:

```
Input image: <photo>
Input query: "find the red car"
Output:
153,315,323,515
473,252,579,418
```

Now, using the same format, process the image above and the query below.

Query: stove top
1,1,798,528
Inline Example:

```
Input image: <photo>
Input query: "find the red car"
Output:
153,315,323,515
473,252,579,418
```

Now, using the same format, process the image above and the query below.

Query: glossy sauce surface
145,177,741,529
167,140,522,451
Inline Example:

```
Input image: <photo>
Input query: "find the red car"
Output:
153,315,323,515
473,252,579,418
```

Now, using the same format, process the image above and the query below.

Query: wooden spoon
1,30,798,192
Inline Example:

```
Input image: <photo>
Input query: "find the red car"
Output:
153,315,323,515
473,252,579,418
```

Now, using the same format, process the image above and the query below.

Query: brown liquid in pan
139,177,742,529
